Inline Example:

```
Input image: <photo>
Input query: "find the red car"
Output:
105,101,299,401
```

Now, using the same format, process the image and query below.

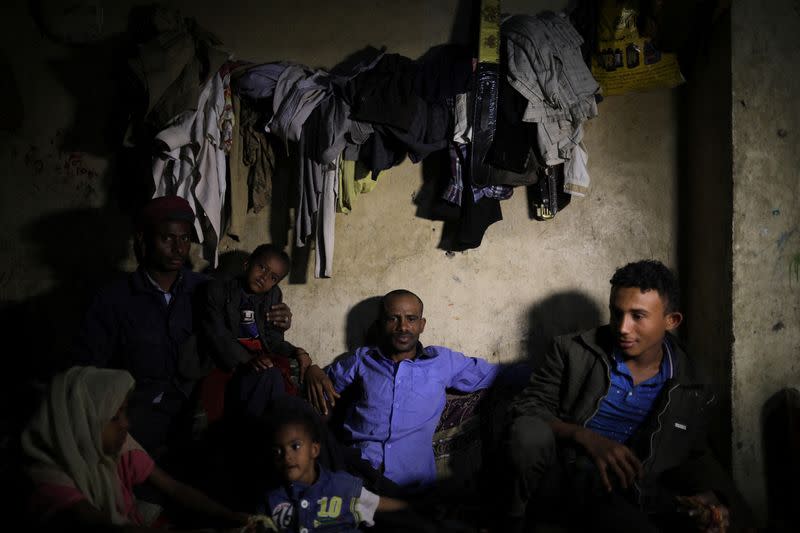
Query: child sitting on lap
202,244,314,412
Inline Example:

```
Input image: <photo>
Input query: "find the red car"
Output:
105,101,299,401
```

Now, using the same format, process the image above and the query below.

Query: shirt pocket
407,367,446,418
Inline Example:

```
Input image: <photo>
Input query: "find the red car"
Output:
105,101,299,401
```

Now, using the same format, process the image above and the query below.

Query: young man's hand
574,427,644,492
246,355,274,373
266,302,292,331
293,348,312,382
304,365,340,416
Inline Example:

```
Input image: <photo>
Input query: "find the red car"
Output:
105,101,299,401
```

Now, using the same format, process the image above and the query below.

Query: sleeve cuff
355,487,380,526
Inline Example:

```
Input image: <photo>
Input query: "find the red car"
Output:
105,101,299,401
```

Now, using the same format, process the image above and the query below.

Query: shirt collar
143,269,183,295
613,337,676,383
286,464,328,499
371,342,430,362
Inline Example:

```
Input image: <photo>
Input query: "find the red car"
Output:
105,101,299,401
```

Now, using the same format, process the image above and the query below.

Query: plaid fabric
443,142,514,205
473,184,513,202
442,143,466,205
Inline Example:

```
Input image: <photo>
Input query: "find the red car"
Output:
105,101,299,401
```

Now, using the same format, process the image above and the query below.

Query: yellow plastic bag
591,0,684,95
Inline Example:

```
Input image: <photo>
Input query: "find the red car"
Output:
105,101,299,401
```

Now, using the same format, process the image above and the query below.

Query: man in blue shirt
304,289,499,491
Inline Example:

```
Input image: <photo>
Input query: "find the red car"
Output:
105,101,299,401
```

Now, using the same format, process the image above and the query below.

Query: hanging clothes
295,131,338,278
315,158,339,278
470,0,502,187
458,146,503,249
221,62,255,239
124,6,229,145
227,92,248,238
234,62,290,101
444,143,513,206
502,12,599,196
267,66,330,150
452,93,473,145
233,51,385,277
484,74,541,186
152,72,227,265
337,159,377,214
239,98,276,214
344,53,424,177
437,143,505,249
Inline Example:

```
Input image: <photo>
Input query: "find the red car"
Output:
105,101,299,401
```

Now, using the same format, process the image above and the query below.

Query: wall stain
776,228,796,251
19,136,101,201
791,252,800,285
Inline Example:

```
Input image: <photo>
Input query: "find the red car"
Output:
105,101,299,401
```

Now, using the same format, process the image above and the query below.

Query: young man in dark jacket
73,196,211,456
504,260,752,532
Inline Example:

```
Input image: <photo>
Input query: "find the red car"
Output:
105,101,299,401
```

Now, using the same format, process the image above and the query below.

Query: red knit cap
137,195,195,229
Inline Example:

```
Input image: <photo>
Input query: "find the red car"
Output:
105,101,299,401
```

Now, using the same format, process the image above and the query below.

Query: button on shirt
261,465,376,532
585,340,676,443
326,345,499,489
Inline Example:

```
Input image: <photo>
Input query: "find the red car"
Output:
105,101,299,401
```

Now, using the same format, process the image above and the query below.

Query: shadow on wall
213,250,249,279
0,207,131,435
415,147,465,251
344,296,383,353
525,290,605,363
762,387,800,532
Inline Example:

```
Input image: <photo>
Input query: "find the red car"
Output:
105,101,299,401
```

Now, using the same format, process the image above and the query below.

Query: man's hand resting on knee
573,426,644,492
550,419,644,493
304,365,340,416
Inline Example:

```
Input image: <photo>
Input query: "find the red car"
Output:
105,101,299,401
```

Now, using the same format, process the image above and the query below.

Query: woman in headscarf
21,366,249,530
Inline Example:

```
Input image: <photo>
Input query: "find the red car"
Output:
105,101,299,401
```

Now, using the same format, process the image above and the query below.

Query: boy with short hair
504,260,753,532
250,408,406,532
201,244,313,415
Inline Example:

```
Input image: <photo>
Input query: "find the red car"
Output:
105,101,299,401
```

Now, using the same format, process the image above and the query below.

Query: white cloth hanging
152,72,227,266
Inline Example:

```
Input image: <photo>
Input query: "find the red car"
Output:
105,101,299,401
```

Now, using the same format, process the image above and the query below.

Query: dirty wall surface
730,0,800,519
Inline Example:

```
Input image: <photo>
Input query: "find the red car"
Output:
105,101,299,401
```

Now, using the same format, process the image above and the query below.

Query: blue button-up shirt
326,345,499,489
585,340,676,443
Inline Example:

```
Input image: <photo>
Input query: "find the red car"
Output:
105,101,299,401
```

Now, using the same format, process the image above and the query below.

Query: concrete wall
730,0,800,521
0,1,679,369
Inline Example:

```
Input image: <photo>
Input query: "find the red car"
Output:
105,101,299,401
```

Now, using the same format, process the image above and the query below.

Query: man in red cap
73,195,212,458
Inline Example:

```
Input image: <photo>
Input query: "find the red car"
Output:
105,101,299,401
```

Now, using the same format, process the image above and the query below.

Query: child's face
271,423,320,486
101,397,130,456
244,252,288,294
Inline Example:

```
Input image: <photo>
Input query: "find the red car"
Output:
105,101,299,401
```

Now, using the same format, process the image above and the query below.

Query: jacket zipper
634,382,679,506
583,355,612,428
